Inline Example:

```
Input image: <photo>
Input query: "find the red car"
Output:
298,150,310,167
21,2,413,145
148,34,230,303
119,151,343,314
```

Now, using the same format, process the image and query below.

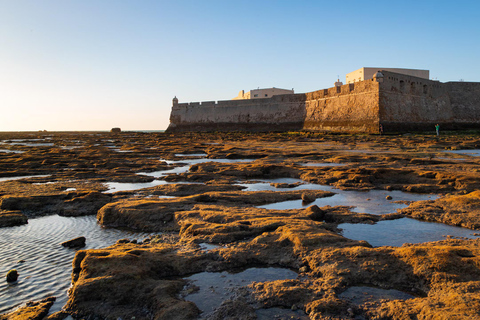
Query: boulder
301,193,316,203
305,205,325,221
6,269,18,282
110,127,121,133
61,237,86,248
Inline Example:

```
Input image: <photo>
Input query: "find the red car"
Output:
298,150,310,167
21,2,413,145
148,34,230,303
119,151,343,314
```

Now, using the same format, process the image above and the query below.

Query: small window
265,94,268,97
254,94,258,97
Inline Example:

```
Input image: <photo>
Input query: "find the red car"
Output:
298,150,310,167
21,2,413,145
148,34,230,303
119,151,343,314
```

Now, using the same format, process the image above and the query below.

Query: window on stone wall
265,94,268,97
254,94,258,97
423,85,428,94
400,80,405,91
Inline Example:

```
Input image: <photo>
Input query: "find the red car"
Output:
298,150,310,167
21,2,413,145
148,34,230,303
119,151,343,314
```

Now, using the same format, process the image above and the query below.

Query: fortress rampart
167,71,480,133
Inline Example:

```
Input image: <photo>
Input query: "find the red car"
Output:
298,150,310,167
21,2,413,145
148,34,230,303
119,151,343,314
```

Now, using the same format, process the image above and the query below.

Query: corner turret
173,96,178,106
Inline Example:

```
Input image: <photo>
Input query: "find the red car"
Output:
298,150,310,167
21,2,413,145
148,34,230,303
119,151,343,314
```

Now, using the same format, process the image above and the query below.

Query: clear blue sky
1,0,479,131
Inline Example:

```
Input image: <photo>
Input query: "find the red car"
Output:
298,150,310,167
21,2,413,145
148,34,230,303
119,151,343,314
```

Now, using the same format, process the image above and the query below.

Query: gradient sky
1,1,479,131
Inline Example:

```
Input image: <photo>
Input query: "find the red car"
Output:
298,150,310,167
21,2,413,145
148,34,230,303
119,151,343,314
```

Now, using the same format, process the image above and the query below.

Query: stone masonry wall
303,80,380,133
445,82,480,125
167,94,306,132
378,71,480,131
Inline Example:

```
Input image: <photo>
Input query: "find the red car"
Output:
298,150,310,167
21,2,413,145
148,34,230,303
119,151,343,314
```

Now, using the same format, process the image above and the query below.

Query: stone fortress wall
167,71,480,133
378,71,480,131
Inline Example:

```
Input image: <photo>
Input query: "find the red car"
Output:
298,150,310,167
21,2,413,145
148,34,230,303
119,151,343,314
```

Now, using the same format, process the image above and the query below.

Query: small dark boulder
110,127,121,133
6,269,18,282
305,205,325,221
301,193,316,204
61,236,86,248
386,195,393,200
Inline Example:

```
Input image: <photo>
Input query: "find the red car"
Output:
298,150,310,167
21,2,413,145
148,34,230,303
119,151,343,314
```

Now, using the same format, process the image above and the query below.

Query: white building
346,67,429,84
233,87,294,100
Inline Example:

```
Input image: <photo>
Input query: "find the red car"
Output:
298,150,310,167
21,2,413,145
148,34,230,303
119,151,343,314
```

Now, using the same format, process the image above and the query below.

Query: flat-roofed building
346,67,429,84
233,87,294,100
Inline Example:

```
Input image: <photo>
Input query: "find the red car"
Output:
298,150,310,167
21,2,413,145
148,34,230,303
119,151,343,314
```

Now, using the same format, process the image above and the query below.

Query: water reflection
0,215,158,314
258,189,436,215
445,149,480,157
339,218,479,247
183,267,297,317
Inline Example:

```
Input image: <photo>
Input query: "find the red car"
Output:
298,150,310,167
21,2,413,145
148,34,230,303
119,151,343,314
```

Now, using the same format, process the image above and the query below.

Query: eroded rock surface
1,131,480,319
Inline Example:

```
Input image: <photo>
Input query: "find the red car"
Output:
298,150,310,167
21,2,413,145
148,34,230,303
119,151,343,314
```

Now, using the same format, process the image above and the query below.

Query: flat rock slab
0,210,27,228
61,236,86,248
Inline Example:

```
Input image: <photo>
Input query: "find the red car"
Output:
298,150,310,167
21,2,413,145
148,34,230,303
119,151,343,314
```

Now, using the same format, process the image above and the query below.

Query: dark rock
386,195,393,200
111,127,121,133
6,269,18,282
61,236,86,248
0,296,55,319
301,193,316,204
0,210,28,227
305,205,325,221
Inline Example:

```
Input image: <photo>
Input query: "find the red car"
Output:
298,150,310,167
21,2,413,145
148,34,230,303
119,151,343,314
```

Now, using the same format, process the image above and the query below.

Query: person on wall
435,124,440,136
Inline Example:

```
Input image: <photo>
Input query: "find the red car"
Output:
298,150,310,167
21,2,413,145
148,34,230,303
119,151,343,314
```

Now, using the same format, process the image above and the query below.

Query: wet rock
0,296,55,320
0,210,27,227
61,236,86,248
301,193,315,203
6,269,18,282
305,205,325,222
386,195,392,200
61,192,112,217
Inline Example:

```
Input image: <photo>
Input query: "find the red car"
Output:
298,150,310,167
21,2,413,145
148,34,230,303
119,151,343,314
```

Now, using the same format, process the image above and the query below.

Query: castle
166,68,480,133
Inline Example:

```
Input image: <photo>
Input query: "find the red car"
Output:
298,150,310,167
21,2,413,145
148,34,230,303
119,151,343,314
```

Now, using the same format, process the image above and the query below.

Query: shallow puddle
198,243,222,251
237,178,331,192
0,149,25,154
298,162,345,167
339,286,414,305
259,189,436,215
104,180,168,193
0,175,51,183
175,153,208,157
141,158,256,178
339,217,479,247
444,149,480,157
183,267,298,317
0,215,158,314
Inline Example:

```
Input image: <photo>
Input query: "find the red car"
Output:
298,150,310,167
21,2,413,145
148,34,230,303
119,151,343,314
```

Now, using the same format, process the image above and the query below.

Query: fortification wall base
381,122,480,133
166,122,304,133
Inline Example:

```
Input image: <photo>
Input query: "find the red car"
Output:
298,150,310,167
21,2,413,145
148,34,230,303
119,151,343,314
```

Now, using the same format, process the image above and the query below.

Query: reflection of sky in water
104,180,168,193
0,175,51,182
237,178,332,192
0,215,158,314
444,149,480,156
184,268,297,315
106,158,255,192
174,153,208,157
339,286,414,304
258,189,436,215
0,149,25,154
298,162,345,167
339,217,479,247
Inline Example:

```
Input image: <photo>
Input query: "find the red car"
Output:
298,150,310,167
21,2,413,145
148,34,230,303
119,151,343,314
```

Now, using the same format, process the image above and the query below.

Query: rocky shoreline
1,131,480,319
